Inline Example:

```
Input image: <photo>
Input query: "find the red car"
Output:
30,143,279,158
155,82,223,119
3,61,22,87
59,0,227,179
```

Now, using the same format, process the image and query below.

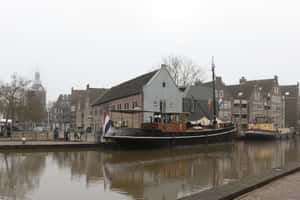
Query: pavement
236,172,300,200
0,132,104,150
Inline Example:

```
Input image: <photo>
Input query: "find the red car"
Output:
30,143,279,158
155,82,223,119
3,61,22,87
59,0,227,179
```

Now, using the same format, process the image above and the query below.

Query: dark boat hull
245,130,296,140
104,126,236,148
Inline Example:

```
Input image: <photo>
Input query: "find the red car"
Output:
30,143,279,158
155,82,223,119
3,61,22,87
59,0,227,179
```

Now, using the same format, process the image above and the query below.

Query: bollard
22,137,26,144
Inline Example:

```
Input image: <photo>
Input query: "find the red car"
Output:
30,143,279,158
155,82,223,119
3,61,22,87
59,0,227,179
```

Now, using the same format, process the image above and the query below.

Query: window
232,114,240,118
132,101,138,109
117,104,122,110
224,101,231,109
162,82,166,88
124,103,129,110
160,100,166,113
234,103,240,107
219,111,224,118
224,111,229,118
219,90,224,98
111,105,115,110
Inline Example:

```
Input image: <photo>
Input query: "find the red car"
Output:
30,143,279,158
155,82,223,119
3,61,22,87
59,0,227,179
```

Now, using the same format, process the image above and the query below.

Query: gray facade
143,66,183,122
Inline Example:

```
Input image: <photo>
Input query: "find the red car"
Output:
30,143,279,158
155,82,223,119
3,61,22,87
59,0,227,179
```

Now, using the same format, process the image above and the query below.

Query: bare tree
0,73,31,132
161,55,206,87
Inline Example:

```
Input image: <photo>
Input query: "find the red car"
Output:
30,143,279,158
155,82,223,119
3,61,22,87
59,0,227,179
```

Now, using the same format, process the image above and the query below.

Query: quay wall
178,161,300,200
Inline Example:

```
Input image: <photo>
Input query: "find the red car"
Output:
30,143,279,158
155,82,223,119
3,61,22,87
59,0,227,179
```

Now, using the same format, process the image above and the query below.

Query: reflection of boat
101,143,234,200
104,60,236,148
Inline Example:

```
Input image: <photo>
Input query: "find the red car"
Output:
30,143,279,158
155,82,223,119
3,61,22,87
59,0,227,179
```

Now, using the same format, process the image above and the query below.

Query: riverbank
0,139,120,150
236,170,300,200
179,161,300,200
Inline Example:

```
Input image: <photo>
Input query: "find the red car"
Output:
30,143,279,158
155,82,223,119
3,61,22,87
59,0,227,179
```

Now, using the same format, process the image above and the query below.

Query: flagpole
212,56,217,129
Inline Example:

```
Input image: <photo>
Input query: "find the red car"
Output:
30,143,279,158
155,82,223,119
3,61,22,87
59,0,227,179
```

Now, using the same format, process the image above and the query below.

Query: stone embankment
179,162,300,200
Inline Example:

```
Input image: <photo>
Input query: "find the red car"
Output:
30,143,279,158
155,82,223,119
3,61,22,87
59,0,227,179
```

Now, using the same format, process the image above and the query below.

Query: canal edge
178,161,300,200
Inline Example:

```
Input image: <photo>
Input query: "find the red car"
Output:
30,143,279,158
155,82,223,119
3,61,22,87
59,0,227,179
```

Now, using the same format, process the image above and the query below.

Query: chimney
240,76,247,85
274,75,278,83
86,84,90,90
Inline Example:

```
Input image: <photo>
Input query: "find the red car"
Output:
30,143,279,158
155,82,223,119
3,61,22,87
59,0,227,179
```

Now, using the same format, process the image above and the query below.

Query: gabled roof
228,78,277,99
93,70,158,106
70,89,86,105
184,85,212,100
280,85,299,97
227,84,255,99
242,79,276,95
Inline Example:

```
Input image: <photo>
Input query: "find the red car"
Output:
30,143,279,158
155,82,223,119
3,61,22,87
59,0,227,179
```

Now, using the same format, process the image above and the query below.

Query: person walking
54,128,59,141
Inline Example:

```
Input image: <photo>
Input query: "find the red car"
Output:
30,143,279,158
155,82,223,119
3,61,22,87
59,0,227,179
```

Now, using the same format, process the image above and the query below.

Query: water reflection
0,152,46,200
0,139,300,200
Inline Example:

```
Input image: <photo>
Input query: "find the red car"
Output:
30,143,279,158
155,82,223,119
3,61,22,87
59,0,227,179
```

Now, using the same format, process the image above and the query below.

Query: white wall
143,67,183,122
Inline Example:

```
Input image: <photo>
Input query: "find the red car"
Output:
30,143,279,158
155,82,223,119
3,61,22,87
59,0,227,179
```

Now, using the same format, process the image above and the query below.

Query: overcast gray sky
0,0,299,101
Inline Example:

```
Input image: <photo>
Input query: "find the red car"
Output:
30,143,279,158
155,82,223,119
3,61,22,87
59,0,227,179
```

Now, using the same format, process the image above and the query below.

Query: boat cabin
142,112,188,132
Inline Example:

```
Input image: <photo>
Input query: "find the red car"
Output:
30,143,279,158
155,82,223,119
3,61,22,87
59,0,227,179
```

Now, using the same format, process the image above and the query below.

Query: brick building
51,94,71,130
202,77,233,122
70,85,107,132
203,75,285,132
92,65,183,131
280,84,300,128
70,88,86,129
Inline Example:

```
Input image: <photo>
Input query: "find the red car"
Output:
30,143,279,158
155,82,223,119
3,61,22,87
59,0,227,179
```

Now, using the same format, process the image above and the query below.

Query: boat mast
212,56,217,129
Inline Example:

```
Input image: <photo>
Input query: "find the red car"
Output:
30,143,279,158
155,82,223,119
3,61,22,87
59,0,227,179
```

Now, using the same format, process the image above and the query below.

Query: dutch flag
103,112,112,136
218,98,223,110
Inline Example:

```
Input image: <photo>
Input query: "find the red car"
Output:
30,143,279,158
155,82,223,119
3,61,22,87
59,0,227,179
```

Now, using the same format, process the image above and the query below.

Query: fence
7,131,50,141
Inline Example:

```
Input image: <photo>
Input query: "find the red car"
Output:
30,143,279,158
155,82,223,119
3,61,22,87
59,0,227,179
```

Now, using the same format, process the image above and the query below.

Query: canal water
1,138,300,200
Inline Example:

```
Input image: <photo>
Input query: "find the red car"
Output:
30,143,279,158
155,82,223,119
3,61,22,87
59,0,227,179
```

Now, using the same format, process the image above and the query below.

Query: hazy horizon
1,0,299,101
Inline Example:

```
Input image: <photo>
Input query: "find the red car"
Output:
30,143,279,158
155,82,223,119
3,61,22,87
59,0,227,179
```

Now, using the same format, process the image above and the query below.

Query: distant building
70,88,86,129
30,72,46,109
203,75,285,132
23,71,47,123
280,84,300,128
92,65,182,130
70,85,107,132
202,76,233,122
51,94,71,130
